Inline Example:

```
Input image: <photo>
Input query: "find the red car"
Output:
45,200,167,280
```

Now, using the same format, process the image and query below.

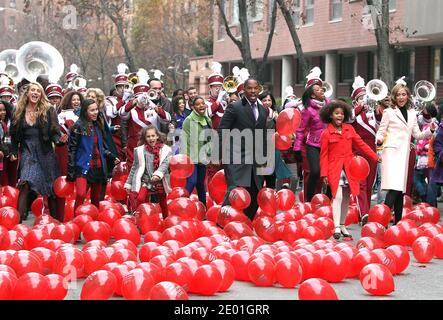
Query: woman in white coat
376,80,437,225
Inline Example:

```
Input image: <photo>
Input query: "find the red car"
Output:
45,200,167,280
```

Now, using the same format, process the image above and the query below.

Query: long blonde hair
391,84,414,110
86,88,106,111
14,82,51,124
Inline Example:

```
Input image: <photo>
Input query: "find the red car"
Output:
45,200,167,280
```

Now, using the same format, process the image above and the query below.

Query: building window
292,0,301,26
304,0,314,25
330,0,342,21
340,54,355,83
394,50,411,84
9,0,16,8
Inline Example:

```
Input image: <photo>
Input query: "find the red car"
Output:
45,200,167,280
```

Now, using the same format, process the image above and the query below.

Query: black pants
223,174,261,221
306,145,321,202
384,190,403,224
18,182,59,222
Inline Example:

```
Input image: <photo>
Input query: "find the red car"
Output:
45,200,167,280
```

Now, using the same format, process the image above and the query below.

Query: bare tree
215,0,277,82
364,0,393,85
275,0,310,78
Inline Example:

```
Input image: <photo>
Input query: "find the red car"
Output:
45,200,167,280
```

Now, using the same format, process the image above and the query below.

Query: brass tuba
127,72,139,89
0,49,20,85
366,79,388,102
223,75,240,94
414,80,436,103
16,41,64,83
72,75,88,91
322,81,334,98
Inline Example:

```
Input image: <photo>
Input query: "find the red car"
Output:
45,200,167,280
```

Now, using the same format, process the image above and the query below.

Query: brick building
212,0,443,100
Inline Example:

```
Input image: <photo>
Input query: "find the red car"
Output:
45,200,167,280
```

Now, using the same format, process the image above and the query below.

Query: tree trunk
368,0,393,86
276,0,310,78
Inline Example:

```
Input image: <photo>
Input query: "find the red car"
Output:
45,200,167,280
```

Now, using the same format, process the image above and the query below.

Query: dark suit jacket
217,97,268,188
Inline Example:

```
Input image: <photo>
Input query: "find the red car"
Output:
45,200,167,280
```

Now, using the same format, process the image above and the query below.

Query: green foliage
191,33,214,57
338,97,353,105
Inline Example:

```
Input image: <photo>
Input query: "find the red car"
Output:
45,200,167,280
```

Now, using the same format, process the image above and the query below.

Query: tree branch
215,0,242,48
259,0,277,76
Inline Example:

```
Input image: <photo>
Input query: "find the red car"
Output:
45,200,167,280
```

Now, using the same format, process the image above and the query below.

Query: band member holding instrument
45,83,63,111
376,78,436,226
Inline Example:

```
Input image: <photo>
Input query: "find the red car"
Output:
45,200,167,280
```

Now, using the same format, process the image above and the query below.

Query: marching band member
294,67,331,202
350,76,378,225
119,69,171,168
64,64,79,95
376,78,436,226
45,83,64,112
0,77,15,106
147,75,176,135
105,63,128,160
0,99,16,187
205,62,227,130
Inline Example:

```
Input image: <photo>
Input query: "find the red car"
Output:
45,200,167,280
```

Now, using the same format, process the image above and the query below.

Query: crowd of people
0,60,442,241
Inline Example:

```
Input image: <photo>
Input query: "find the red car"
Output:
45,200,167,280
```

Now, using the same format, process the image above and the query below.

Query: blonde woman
86,88,106,113
10,82,67,222
376,81,437,225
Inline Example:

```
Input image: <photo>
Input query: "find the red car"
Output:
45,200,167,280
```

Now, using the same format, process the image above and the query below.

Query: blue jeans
185,164,207,206
413,169,428,198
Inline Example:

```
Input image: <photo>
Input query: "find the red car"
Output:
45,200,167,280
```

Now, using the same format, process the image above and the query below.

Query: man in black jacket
218,78,270,220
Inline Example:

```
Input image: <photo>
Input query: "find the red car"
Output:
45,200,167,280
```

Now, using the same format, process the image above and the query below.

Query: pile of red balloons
275,108,301,150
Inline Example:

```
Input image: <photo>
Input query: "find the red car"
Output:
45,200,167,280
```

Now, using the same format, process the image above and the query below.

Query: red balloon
217,206,249,228
422,207,441,225
9,251,43,277
298,278,338,300
83,247,109,275
433,234,443,259
13,273,49,300
97,208,122,229
356,237,384,250
106,264,133,296
149,281,189,300
24,229,50,250
82,221,111,244
348,156,370,181
31,247,56,275
167,187,190,201
313,217,334,239
372,249,397,275
403,195,413,209
311,194,331,210
276,108,301,135
224,222,254,240
386,245,410,274
274,133,293,150
170,175,187,189
168,197,198,220
298,252,322,281
0,206,20,230
208,170,227,204
301,226,325,242
412,236,434,263
361,222,386,241
72,214,93,231
345,206,360,226
53,176,75,198
247,257,275,287
110,248,137,264
229,187,251,210
13,224,31,238
121,268,155,300
359,263,395,296
209,259,235,292
112,219,141,245
165,262,193,291
230,251,251,281
45,274,68,300
275,257,303,288
368,204,392,227
50,225,75,244
321,251,350,283
112,162,129,181
75,203,99,220
110,180,127,201
384,225,408,247
257,188,277,214
135,204,162,234
54,247,84,278
169,154,194,178
351,250,379,277
190,264,222,295
276,189,296,211
31,197,45,217
253,216,279,242
0,270,16,299
81,270,117,300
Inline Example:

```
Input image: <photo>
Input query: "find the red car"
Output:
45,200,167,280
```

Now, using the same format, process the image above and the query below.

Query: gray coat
125,144,172,193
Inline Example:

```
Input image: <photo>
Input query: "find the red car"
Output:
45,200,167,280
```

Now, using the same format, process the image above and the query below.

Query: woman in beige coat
376,82,437,225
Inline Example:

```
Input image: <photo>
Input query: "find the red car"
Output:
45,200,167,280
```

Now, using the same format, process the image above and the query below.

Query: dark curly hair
320,100,352,124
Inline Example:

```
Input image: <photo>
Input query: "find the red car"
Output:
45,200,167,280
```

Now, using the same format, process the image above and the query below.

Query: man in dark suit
218,78,269,220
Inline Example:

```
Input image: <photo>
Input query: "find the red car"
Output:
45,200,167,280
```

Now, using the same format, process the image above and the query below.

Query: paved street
19,205,443,301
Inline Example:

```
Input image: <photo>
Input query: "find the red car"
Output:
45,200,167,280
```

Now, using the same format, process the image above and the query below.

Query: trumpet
147,89,159,100
223,75,240,94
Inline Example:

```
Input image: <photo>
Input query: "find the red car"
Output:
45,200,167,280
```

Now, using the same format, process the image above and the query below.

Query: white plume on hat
153,69,164,80
0,75,10,86
239,68,250,82
396,76,407,86
77,77,87,88
352,76,366,90
232,66,241,78
284,86,295,99
70,64,79,74
306,66,322,81
0,61,6,73
211,62,222,75
117,63,128,74
48,73,61,84
137,68,150,84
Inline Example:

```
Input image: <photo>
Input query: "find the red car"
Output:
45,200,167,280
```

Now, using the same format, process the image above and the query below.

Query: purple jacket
431,123,443,184
293,99,329,151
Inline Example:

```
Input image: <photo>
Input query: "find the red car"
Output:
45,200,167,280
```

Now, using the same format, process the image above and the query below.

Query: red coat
206,96,225,129
320,123,378,198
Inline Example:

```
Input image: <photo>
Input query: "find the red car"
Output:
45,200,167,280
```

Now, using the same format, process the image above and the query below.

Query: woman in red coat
320,101,379,240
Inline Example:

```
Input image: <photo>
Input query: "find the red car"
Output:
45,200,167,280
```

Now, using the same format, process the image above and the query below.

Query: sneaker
340,225,353,240
361,214,369,226
282,183,290,189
